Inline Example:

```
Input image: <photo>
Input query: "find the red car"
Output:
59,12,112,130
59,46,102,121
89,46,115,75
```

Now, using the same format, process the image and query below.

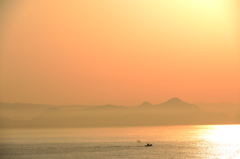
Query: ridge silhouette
0,98,238,128
138,102,153,109
156,97,200,111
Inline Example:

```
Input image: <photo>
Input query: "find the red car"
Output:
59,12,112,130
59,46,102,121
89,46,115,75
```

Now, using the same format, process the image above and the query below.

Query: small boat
145,143,152,147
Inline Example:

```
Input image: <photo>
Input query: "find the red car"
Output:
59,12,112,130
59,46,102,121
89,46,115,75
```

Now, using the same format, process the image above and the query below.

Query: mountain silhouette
156,98,200,111
137,102,153,109
164,97,184,104
1,98,238,128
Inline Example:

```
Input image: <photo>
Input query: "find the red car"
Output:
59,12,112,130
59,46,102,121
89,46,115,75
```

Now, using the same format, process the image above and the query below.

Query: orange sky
0,0,239,105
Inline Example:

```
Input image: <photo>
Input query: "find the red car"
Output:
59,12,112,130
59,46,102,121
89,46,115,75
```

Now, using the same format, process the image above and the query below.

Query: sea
0,125,240,159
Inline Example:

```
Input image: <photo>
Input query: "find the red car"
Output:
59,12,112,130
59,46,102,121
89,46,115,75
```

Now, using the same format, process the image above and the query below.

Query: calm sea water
0,125,240,159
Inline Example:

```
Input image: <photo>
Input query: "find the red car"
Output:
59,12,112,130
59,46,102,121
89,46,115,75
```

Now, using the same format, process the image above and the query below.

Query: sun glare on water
203,125,240,144
199,125,240,159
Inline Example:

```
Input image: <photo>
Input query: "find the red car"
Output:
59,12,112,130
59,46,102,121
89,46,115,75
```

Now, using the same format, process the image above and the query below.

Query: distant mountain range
0,98,240,128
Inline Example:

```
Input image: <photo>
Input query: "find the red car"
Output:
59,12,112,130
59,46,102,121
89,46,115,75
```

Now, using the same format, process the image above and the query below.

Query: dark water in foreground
0,125,240,159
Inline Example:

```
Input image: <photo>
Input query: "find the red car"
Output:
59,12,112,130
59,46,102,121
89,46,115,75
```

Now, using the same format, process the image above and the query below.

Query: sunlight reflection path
198,125,240,159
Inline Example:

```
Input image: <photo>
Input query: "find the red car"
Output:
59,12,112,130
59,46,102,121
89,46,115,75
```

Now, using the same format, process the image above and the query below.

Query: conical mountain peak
166,97,184,104
139,102,152,107
137,101,153,109
156,97,200,111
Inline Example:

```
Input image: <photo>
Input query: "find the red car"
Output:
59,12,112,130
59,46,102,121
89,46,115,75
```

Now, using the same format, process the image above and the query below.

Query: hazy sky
1,0,239,105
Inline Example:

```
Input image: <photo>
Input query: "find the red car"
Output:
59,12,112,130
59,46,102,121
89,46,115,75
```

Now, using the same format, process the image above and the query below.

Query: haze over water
1,125,240,159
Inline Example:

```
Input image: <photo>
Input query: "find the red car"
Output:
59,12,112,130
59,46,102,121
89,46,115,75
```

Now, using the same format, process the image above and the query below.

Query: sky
0,0,239,105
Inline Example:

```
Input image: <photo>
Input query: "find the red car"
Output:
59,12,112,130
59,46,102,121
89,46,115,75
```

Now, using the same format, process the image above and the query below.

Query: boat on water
145,143,152,147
